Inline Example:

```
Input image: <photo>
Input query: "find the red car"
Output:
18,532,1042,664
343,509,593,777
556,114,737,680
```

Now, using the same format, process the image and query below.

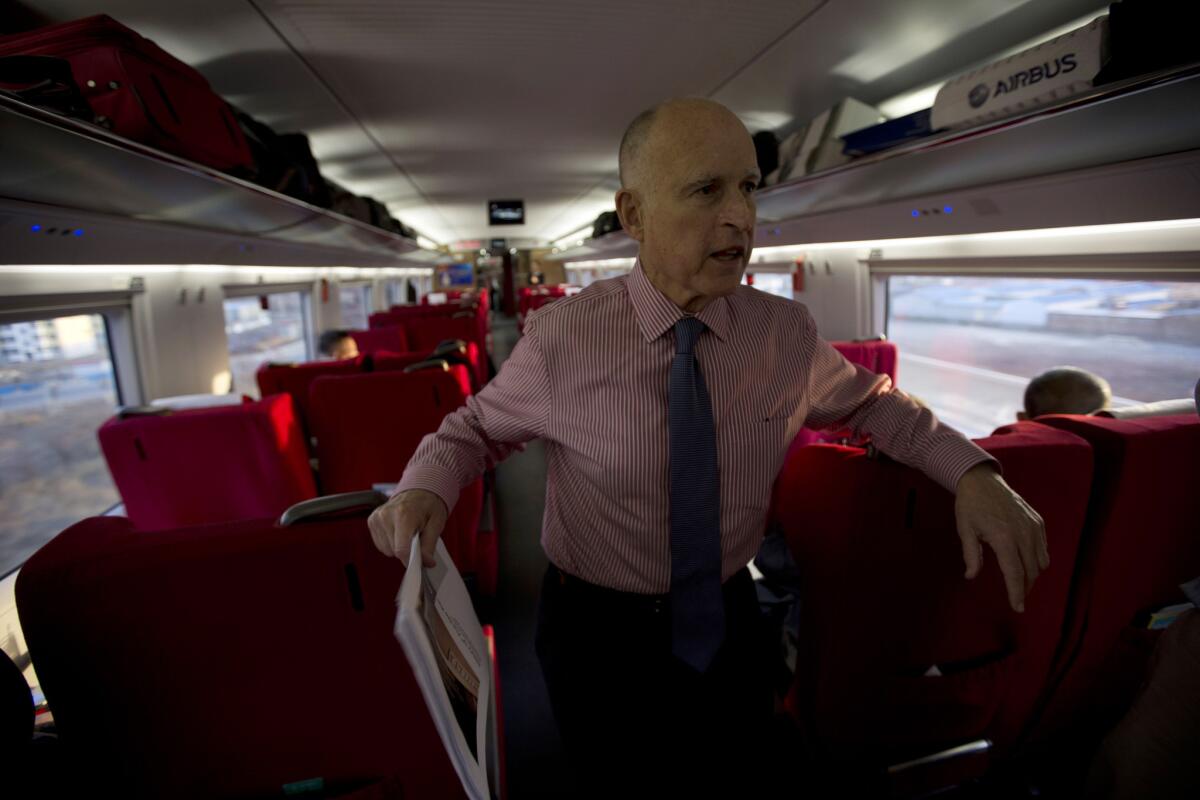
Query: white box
932,15,1108,131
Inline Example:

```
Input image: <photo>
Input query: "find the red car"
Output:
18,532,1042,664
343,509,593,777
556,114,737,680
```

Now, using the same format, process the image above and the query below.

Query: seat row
99,354,495,596
516,285,574,333
772,411,1199,791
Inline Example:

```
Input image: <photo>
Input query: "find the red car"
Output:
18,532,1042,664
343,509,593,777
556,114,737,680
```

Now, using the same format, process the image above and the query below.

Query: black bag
1094,0,1200,85
591,210,623,239
0,54,94,122
752,130,780,178
328,181,372,224
364,196,405,235
231,105,331,208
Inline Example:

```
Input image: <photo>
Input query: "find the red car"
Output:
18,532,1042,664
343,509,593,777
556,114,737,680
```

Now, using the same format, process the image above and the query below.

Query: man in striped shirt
370,98,1048,794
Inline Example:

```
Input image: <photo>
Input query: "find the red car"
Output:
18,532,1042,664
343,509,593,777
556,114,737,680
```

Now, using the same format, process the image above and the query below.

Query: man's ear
616,188,644,242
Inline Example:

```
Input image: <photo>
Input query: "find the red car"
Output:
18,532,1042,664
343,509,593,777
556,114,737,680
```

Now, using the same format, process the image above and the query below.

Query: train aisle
487,314,572,798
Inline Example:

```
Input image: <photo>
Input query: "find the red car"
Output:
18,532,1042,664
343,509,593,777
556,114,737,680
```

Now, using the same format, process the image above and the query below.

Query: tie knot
674,317,706,355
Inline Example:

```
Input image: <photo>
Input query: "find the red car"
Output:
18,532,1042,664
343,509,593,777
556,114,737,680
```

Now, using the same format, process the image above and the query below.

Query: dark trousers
535,564,780,797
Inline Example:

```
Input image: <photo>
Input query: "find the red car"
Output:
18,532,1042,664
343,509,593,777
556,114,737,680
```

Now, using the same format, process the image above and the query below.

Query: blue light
73,229,84,237
911,210,920,218
944,206,954,214
31,224,41,232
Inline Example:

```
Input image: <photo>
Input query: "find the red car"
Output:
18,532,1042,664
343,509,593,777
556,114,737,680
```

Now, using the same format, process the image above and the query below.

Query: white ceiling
18,0,1106,245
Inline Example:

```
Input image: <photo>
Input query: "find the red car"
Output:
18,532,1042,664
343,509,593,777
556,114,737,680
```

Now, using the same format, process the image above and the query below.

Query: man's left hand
954,463,1049,613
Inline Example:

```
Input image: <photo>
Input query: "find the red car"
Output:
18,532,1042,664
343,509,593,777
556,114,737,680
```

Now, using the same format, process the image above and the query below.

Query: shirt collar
627,258,731,344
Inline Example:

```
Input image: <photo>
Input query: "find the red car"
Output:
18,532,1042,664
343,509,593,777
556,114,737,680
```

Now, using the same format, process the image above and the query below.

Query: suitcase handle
0,54,94,122
278,490,387,527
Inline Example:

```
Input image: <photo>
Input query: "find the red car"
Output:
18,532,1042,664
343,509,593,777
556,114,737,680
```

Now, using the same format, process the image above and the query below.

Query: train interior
1,0,1198,797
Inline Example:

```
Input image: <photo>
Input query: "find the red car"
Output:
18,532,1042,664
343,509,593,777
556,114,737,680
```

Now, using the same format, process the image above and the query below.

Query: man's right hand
368,489,449,568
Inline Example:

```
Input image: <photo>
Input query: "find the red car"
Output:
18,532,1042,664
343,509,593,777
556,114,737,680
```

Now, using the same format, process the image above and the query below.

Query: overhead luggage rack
0,92,436,267
751,64,1200,241
557,64,1200,259
550,230,638,263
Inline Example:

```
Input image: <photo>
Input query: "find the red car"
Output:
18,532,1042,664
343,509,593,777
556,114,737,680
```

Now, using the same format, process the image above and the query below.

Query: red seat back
309,367,472,492
97,394,317,529
255,357,365,433
1026,413,1200,743
308,368,482,575
775,421,1092,767
403,317,486,386
370,305,457,330
831,339,898,384
15,509,466,798
788,340,901,451
371,350,436,373
349,327,409,355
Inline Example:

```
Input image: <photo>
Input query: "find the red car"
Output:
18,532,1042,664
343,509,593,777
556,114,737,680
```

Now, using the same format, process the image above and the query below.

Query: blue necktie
668,317,724,673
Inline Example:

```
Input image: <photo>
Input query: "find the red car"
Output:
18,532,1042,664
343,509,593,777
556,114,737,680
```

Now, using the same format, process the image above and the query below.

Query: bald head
1023,367,1112,419
614,97,759,313
618,98,750,190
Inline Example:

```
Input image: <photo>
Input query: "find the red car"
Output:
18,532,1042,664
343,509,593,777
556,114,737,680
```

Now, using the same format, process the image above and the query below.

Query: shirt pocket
721,413,793,514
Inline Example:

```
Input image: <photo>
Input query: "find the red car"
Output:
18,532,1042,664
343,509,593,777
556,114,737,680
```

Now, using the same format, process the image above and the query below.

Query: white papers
394,537,494,799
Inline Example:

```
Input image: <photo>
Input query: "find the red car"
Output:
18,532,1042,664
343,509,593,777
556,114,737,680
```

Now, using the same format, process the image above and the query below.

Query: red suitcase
0,15,254,174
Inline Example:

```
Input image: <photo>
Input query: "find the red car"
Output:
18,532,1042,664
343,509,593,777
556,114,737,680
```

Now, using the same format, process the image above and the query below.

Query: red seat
371,350,438,373
349,327,409,356
402,316,487,387
788,339,901,450
370,305,457,330
97,393,317,529
1023,413,1200,749
308,367,488,590
831,339,898,384
255,356,365,434
15,503,475,798
774,421,1093,775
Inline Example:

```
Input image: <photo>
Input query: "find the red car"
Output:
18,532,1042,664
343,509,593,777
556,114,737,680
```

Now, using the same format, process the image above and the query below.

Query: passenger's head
318,330,359,361
1018,366,1112,421
615,98,760,313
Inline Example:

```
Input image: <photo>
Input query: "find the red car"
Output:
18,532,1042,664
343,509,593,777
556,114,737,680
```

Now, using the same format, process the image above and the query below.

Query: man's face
618,103,760,312
332,337,359,361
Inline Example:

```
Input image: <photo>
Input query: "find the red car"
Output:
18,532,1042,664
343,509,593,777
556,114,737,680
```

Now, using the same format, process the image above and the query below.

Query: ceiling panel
256,0,825,242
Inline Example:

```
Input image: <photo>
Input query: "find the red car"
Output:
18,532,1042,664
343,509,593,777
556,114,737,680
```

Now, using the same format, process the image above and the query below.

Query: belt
548,563,752,616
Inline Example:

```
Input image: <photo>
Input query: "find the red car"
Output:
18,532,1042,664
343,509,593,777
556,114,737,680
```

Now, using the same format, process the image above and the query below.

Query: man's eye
697,184,716,196
743,182,758,193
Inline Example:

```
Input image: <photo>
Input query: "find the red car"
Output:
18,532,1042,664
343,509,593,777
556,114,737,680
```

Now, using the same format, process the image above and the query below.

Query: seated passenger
1017,366,1111,420
317,330,360,362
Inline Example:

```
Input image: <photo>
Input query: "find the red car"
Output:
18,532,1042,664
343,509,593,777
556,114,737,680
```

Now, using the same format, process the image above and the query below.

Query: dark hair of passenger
318,329,353,357
1023,366,1112,419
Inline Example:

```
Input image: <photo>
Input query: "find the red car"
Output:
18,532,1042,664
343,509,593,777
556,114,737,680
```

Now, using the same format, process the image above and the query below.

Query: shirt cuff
395,463,462,514
927,437,1001,495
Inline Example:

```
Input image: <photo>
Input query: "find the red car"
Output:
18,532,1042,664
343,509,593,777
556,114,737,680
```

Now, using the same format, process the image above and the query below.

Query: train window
387,278,410,307
339,284,371,329
0,313,120,576
886,276,1200,437
223,291,312,398
744,273,794,300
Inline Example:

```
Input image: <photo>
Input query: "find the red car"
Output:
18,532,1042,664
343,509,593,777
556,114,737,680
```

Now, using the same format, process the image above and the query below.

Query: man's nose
719,189,755,232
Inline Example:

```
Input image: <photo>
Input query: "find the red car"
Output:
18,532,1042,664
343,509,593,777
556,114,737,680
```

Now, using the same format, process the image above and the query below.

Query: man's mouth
710,247,745,262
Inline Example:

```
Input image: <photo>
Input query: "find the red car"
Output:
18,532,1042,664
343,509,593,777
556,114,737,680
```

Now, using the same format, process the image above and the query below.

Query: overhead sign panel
489,200,524,226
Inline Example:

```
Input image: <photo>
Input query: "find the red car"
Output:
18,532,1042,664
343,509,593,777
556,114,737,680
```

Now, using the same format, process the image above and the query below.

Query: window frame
0,304,129,577
0,295,141,406
338,281,373,329
867,255,1200,339
221,282,316,364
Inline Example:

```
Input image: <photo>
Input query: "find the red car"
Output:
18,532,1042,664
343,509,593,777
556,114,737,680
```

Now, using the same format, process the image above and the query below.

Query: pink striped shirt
397,260,993,594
